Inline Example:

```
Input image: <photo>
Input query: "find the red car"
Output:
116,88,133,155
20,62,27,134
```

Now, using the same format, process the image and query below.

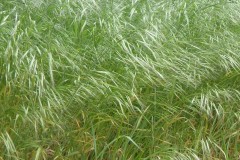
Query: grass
0,0,240,159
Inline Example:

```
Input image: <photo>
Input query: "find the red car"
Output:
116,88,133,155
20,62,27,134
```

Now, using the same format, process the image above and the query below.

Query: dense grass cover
0,0,240,159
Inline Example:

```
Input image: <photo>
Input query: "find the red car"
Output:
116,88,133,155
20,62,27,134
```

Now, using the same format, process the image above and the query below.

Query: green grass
0,0,240,159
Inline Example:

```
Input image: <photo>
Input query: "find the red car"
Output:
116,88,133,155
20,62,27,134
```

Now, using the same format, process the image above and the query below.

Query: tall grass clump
0,0,240,159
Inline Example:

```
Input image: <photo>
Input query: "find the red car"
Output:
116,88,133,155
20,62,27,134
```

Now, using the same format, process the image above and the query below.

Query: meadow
0,0,240,159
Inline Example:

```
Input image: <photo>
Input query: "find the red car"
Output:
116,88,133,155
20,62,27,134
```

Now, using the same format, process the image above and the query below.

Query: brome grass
0,0,239,159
